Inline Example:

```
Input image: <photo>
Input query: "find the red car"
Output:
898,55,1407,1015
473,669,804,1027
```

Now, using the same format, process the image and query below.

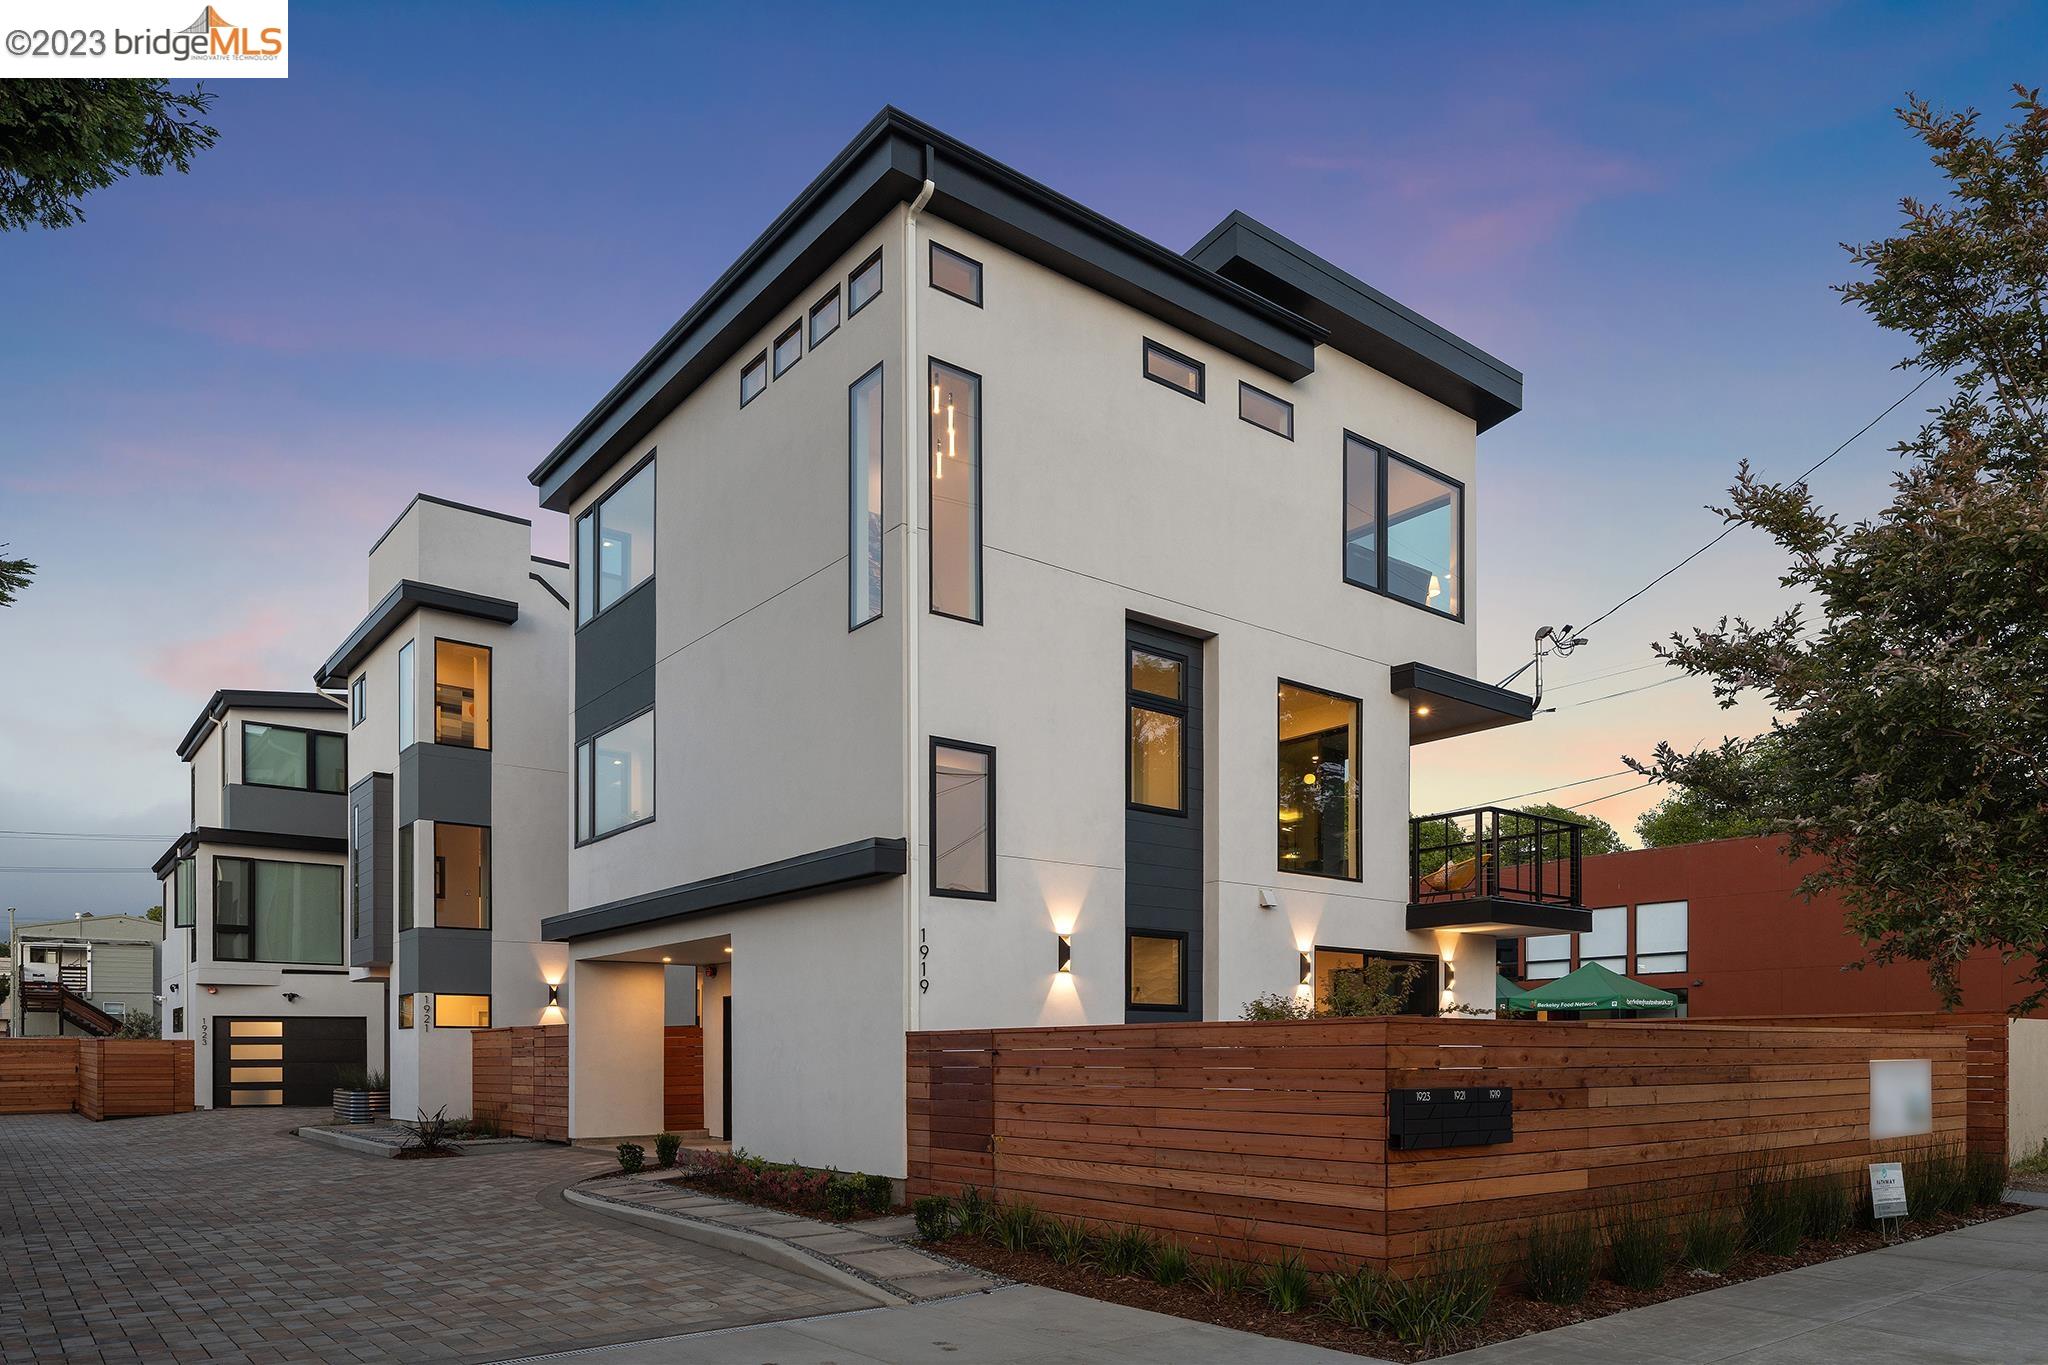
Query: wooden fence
665,1025,704,1133
908,1016,1973,1275
472,1026,567,1141
0,1039,194,1119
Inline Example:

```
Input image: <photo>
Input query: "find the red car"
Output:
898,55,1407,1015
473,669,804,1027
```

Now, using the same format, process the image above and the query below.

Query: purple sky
2,1,2036,923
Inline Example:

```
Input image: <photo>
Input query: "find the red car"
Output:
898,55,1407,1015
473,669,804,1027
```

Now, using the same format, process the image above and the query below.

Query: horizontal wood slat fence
665,1026,704,1133
909,1016,1979,1275
0,1039,193,1118
472,1026,567,1142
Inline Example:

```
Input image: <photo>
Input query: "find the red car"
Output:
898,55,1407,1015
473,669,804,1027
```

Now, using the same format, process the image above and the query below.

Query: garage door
215,1016,367,1107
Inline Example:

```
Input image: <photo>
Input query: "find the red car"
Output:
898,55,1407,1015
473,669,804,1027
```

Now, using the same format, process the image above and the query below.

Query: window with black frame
242,722,346,794
1127,930,1186,1010
1127,646,1186,814
1277,681,1360,879
213,857,343,964
931,739,994,897
576,458,654,625
1343,434,1463,618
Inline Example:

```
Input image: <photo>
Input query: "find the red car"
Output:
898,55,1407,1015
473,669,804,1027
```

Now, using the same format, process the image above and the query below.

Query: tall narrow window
928,360,982,622
577,710,655,841
1127,646,1186,814
1343,434,1463,619
1580,907,1627,971
810,287,841,347
849,364,885,628
350,675,366,727
930,739,994,898
350,806,363,939
397,640,415,750
773,319,803,377
434,640,491,749
1276,681,1360,879
929,242,983,305
740,351,767,406
576,458,655,625
433,823,490,929
398,824,415,932
174,858,196,929
1343,435,1379,591
1127,931,1186,1010
398,993,415,1029
848,249,883,315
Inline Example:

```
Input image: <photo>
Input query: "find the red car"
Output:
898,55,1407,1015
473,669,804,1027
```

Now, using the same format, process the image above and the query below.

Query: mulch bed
593,1169,904,1224
935,1203,2029,1361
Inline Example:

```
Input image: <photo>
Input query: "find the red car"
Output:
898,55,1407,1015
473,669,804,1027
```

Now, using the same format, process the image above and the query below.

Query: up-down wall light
1299,951,1313,986
1057,934,1073,973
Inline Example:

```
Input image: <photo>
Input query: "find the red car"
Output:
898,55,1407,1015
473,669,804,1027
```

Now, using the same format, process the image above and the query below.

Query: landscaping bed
599,1142,904,1222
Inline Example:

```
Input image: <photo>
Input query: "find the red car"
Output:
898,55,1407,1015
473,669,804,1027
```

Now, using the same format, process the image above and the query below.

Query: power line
0,830,175,841
0,866,156,874
1559,675,1687,708
1480,770,1633,805
1564,780,1658,813
1545,661,1664,692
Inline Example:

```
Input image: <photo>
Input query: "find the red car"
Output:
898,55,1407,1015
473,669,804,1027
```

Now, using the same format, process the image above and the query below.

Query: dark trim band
542,836,908,941
315,580,520,689
177,690,343,761
152,827,349,879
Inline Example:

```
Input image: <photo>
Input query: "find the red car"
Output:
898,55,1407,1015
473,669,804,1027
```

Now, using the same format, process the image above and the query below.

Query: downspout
903,157,935,1035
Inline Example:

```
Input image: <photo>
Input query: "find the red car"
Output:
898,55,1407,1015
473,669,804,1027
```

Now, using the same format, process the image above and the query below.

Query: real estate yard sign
1869,1161,1908,1221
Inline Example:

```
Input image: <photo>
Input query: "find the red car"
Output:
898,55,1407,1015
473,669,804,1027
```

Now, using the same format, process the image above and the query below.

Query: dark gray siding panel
575,581,657,743
224,784,345,841
396,928,493,996
347,773,393,968
1125,622,1204,1022
397,744,492,827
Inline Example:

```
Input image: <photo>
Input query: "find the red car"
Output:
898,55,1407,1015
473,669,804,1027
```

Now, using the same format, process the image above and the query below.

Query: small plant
1261,1250,1312,1313
402,1106,459,1156
956,1185,994,1239
615,1142,645,1174
653,1132,682,1168
861,1172,894,1212
1743,1163,1803,1256
991,1199,1042,1251
1192,1257,1252,1298
1150,1240,1191,1287
1524,1213,1598,1304
1094,1224,1157,1276
1319,1263,1390,1330
1605,1200,1674,1291
913,1195,955,1240
1796,1169,1854,1242
1239,992,1315,1020
824,1175,863,1220
1040,1217,1092,1266
1376,1239,1496,1350
1906,1141,1970,1218
1680,1207,1743,1274
1965,1149,2008,1207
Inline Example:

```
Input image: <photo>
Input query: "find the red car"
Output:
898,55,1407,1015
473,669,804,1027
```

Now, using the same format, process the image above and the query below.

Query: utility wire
1558,675,1687,708
1563,780,1658,813
0,830,175,841
0,866,156,874
1545,660,1665,693
1480,770,1633,806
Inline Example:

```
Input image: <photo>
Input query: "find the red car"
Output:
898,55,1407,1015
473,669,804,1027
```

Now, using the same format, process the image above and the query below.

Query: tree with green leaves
0,544,31,605
0,80,219,231
1635,789,1770,848
1629,86,2048,1010
1514,802,1626,856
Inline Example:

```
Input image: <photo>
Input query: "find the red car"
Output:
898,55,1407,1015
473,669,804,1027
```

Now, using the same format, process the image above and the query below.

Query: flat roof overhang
544,836,907,942
315,580,519,690
152,827,348,879
1407,899,1593,938
176,689,344,761
1392,662,1535,744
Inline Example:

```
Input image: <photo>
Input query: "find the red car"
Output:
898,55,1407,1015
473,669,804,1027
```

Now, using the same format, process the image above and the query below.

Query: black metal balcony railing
1410,807,1583,907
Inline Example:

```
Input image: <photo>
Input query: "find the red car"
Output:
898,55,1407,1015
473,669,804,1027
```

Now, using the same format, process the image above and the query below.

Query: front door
1125,623,1203,1021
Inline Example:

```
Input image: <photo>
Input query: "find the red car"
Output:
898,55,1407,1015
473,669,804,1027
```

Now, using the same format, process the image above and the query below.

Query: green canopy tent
1493,973,1536,1014
1508,960,1680,1015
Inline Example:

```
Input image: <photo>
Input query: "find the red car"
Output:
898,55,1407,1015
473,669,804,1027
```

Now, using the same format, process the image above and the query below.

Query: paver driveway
0,1107,869,1363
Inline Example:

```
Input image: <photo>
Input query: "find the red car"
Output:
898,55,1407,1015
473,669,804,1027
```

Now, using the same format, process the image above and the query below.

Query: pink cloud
145,605,323,694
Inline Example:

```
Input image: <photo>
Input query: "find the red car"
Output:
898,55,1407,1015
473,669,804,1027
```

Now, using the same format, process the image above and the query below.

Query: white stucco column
567,958,664,1140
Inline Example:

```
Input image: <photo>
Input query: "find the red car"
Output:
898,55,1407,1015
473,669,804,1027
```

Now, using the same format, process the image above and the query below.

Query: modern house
529,109,1574,1176
1505,836,2047,1017
154,690,376,1105
8,913,161,1037
315,494,571,1121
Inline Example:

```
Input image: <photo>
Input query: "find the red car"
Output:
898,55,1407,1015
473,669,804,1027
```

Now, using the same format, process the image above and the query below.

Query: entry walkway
1443,1208,2048,1363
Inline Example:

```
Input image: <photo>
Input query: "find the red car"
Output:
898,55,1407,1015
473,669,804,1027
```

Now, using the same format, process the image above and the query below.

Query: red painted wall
1522,836,2042,1017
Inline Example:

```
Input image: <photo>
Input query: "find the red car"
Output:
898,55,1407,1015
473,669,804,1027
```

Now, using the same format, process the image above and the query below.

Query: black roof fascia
529,107,1325,513
176,689,345,761
152,827,349,879
1391,661,1535,744
314,580,520,689
542,837,907,941
367,494,533,559
1188,211,1524,432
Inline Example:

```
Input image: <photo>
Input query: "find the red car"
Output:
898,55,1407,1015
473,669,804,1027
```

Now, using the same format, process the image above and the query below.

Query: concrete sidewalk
1442,1208,2048,1364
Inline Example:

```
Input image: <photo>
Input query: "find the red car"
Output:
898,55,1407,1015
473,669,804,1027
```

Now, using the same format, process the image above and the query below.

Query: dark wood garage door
214,1016,367,1107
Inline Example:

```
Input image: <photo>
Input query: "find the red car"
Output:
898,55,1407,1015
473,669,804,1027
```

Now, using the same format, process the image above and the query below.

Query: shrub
1094,1224,1156,1277
1150,1241,1191,1287
825,1176,863,1221
991,1200,1042,1251
402,1107,459,1156
1240,992,1314,1021
1320,1264,1390,1331
1965,1150,2008,1207
956,1186,994,1239
1323,961,1424,1018
1523,1213,1598,1305
655,1133,682,1169
1192,1257,1252,1298
1680,1207,1743,1274
1377,1239,1496,1350
1907,1141,1970,1218
913,1195,955,1241
1605,1200,1674,1291
861,1172,894,1213
615,1142,645,1174
1040,1218,1092,1267
1796,1170,1854,1242
1261,1251,1312,1314
467,1104,507,1140
1743,1163,1803,1256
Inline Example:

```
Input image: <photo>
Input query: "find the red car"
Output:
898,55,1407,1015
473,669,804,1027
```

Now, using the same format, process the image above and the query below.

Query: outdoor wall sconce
1057,934,1073,973
1443,962,1457,991
1299,952,1312,986
545,983,560,1008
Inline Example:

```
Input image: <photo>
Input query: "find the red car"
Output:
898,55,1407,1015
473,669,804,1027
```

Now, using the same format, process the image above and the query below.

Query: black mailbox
1388,1085,1513,1151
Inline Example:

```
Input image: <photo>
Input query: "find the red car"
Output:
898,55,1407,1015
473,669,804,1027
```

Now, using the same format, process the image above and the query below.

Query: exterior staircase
18,981,121,1037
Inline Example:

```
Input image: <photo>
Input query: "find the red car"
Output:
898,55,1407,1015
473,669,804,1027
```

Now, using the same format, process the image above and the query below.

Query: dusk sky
2,1,2038,925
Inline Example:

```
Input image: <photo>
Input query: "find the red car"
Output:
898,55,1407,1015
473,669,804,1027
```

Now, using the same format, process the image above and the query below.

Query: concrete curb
295,1125,539,1159
561,1186,910,1309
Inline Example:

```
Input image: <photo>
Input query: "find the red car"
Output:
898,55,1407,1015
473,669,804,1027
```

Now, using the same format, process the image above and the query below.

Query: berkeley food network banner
2,2,288,77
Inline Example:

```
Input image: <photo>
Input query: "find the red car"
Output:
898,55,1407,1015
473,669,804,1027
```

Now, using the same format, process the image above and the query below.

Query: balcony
1408,806,1593,936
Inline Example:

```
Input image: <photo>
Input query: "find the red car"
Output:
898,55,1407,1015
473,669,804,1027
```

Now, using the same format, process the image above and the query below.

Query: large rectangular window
174,858,196,928
930,739,994,898
1127,646,1186,814
1127,931,1186,1010
929,359,982,622
849,364,885,628
1580,907,1627,971
242,723,346,794
435,993,491,1029
397,640,415,750
1525,934,1572,980
433,823,490,929
214,858,343,964
434,640,491,749
1315,947,1438,1016
1276,681,1360,879
1636,900,1689,973
1343,434,1463,619
577,710,654,841
576,457,656,624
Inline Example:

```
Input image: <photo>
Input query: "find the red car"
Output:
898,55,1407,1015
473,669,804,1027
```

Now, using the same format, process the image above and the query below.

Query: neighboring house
315,494,571,1121
8,913,160,1037
528,109,1564,1176
153,690,379,1106
1503,836,2045,1017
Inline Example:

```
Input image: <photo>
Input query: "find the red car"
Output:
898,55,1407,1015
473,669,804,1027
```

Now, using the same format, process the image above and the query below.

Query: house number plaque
1387,1086,1513,1151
